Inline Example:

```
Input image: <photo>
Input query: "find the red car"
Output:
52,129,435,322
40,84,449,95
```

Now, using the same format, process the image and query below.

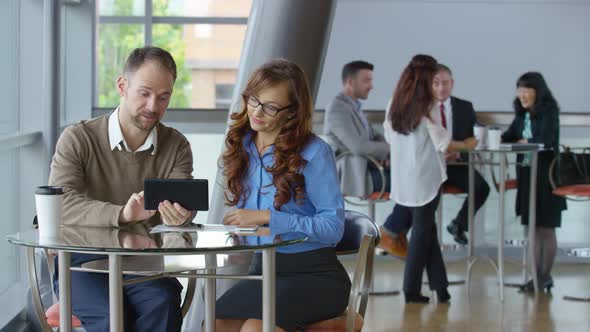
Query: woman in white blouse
383,55,477,303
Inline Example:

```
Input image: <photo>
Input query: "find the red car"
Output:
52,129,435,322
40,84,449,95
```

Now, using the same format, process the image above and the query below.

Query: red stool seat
367,191,390,201
504,179,518,190
306,312,364,331
46,302,83,328
441,184,465,195
553,184,590,197
494,179,518,191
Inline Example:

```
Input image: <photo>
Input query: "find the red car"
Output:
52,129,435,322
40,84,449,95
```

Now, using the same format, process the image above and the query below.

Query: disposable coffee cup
35,186,64,239
487,128,502,150
473,125,487,150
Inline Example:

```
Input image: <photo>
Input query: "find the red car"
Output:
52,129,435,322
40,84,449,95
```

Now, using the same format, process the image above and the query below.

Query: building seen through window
96,0,251,110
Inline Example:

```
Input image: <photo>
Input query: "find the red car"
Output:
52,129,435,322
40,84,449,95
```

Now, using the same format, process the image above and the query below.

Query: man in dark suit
435,64,490,245
379,64,489,249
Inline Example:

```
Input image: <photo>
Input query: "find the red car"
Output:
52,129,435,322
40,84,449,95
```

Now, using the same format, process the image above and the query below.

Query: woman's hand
223,209,270,226
517,139,528,144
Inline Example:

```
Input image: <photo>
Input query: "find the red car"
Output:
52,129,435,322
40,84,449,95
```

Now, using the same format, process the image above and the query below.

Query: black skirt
516,155,567,228
216,247,351,332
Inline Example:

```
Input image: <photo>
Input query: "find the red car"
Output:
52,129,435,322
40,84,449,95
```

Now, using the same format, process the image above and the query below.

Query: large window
95,0,251,110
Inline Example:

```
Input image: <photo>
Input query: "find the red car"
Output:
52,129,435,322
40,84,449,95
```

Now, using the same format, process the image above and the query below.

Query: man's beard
131,113,159,131
354,87,369,100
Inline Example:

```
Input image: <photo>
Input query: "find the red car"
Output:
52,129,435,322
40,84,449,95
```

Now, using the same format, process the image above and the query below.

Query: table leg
58,251,72,332
529,152,539,294
468,153,475,259
262,248,276,332
204,254,217,332
466,153,476,291
498,153,507,301
109,254,123,332
523,234,529,286
27,248,53,332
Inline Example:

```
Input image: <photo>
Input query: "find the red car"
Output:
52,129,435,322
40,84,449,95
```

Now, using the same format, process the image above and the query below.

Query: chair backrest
335,151,387,200
335,210,380,255
336,210,380,332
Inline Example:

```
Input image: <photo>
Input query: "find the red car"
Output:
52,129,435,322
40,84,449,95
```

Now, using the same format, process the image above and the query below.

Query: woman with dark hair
502,72,567,292
215,59,351,332
383,55,477,303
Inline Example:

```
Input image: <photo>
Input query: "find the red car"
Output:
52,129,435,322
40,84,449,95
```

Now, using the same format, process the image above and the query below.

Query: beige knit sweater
48,114,193,227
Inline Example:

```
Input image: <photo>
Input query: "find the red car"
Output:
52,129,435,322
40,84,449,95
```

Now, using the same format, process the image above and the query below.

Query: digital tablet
144,178,209,211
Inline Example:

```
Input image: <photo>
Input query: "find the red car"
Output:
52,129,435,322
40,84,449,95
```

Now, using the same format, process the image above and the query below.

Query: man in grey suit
324,61,389,198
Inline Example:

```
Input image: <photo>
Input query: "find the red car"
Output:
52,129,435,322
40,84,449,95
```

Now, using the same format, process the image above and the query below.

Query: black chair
306,210,380,332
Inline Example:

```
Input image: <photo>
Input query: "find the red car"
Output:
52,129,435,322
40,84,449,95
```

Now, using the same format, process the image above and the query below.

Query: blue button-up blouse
239,132,345,253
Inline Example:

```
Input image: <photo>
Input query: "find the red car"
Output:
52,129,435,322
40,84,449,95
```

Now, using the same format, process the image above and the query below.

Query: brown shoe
378,227,408,259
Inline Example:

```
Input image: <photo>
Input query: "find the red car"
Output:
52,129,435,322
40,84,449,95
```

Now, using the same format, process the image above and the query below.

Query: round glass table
7,224,307,332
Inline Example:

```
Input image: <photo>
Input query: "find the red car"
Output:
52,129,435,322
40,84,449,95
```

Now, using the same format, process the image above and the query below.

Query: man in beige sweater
48,46,193,332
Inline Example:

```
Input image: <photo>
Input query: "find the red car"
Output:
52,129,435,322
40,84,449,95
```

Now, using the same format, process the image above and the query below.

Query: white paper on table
150,223,236,234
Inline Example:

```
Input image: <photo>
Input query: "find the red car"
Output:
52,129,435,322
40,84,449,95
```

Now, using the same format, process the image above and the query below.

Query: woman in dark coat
501,72,567,292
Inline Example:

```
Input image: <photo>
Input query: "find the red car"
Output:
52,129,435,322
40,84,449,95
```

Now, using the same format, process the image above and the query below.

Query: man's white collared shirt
108,107,158,155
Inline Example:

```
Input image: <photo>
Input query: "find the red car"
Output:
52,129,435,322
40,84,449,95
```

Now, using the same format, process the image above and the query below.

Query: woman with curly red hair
215,59,351,332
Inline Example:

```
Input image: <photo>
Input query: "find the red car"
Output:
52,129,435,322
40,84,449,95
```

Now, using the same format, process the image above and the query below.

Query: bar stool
335,151,388,222
436,183,467,247
562,248,590,302
551,183,590,301
334,152,399,297
433,183,468,286
549,146,590,300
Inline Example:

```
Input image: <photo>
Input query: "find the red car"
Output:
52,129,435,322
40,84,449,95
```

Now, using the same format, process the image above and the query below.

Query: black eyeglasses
245,95,292,117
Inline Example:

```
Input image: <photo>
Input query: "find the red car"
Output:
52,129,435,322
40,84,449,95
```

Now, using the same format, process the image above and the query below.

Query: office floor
342,258,590,332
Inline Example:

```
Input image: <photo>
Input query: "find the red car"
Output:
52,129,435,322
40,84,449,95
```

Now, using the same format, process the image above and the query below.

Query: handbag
549,145,590,189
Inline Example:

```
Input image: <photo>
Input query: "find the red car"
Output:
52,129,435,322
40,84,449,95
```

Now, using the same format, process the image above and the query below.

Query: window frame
93,0,249,112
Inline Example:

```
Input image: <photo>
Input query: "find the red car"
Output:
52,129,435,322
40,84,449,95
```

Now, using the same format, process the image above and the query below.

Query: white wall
316,0,590,113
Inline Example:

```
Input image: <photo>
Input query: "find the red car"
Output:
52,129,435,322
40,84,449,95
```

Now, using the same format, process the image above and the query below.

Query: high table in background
465,144,543,301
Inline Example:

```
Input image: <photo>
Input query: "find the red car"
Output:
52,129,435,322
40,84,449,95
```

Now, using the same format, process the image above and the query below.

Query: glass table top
7,223,307,254
465,143,545,153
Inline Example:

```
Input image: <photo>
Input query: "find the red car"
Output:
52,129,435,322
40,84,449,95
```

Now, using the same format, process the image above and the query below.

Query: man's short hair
123,46,177,81
341,60,374,83
436,63,452,76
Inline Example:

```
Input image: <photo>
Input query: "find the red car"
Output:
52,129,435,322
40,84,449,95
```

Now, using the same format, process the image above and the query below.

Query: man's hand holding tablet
159,200,192,226
143,178,209,226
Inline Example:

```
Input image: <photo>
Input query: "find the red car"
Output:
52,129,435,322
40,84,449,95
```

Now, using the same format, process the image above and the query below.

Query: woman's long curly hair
389,54,438,135
222,59,314,210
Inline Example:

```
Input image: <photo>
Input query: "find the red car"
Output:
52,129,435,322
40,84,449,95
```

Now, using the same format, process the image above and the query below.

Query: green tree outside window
97,0,190,108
